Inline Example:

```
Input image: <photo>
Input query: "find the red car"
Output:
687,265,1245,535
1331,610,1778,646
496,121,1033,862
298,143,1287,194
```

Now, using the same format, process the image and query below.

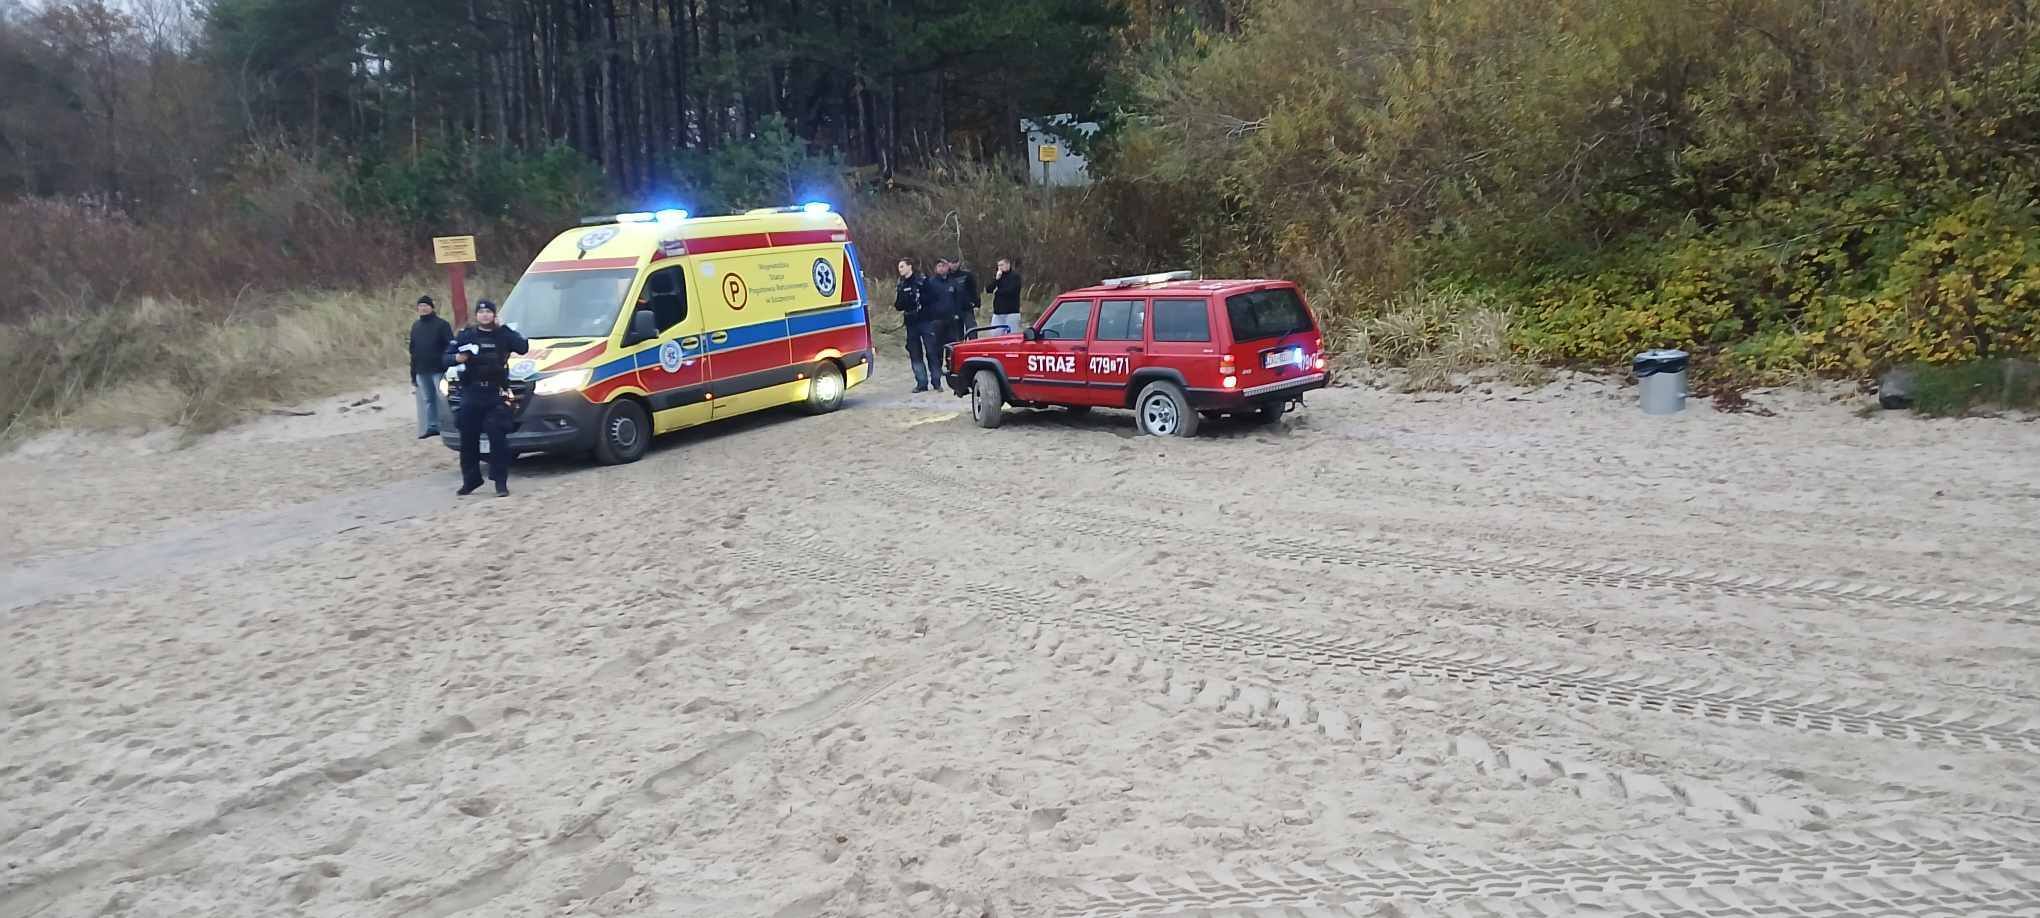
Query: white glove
458,343,481,355
444,365,464,382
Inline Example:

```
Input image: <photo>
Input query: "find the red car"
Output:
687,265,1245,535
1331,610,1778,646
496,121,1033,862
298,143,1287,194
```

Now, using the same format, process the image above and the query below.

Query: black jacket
923,273,961,321
408,314,455,380
949,270,981,317
894,273,933,325
988,271,1022,313
444,324,530,388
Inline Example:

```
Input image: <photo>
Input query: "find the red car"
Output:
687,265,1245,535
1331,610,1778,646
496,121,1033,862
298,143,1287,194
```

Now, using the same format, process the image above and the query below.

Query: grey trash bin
1633,349,1689,415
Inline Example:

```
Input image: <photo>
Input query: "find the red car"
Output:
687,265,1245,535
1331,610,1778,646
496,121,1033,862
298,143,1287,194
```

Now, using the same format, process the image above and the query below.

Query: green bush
1100,0,2040,382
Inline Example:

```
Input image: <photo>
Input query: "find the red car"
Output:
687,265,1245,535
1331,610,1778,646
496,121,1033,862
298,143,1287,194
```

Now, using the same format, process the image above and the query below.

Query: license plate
1263,347,1303,369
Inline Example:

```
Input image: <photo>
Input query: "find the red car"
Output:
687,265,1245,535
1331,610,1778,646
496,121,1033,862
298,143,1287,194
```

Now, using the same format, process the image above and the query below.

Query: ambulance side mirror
624,309,658,346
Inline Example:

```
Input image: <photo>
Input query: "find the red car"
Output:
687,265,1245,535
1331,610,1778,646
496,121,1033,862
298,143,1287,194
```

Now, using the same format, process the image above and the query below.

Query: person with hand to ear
444,300,528,496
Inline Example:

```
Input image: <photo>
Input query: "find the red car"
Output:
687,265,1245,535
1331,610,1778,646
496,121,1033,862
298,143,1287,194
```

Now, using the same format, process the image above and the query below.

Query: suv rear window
1225,288,1314,341
1153,299,1211,342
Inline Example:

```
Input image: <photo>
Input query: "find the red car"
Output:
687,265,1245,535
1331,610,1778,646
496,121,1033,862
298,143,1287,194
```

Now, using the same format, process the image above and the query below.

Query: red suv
943,272,1330,436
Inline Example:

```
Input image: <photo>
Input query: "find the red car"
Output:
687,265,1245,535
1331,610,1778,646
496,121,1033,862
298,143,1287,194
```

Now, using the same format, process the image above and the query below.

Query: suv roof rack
1100,270,1195,288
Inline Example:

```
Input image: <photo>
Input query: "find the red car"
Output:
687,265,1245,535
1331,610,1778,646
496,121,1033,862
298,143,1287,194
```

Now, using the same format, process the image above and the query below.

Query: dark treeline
1,0,1161,207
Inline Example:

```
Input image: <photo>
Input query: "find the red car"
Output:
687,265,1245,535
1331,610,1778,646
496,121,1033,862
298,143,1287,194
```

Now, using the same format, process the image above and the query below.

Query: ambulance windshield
500,269,635,339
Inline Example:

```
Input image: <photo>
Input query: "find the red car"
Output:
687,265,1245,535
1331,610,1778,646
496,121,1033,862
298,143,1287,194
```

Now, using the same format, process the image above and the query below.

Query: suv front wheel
970,369,1004,429
1135,381,1200,438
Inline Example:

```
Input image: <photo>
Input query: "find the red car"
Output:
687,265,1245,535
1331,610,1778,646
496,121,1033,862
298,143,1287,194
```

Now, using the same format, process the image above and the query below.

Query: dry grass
1342,286,1550,392
844,156,1138,298
0,277,482,441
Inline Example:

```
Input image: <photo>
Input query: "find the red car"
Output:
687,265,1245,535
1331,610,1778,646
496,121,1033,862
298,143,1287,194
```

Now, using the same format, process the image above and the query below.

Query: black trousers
904,320,943,387
456,387,513,488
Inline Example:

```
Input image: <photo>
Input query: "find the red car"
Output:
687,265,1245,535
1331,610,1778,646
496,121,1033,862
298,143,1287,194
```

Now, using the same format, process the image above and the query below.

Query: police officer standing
445,299,529,496
947,258,981,332
895,259,942,392
924,259,962,354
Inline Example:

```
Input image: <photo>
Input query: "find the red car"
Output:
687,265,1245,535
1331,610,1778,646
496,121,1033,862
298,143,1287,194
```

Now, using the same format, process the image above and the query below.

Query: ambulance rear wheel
970,370,1004,429
804,362,846,415
594,399,649,465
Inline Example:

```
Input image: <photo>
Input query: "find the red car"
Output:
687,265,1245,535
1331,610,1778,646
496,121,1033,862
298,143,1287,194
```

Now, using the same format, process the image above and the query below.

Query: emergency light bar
745,202,833,215
1100,270,1195,288
577,210,690,226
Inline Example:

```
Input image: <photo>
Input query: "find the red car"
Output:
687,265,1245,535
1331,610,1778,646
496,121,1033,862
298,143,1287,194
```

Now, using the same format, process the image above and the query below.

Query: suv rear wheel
1253,402,1286,425
970,369,1004,429
1135,381,1200,438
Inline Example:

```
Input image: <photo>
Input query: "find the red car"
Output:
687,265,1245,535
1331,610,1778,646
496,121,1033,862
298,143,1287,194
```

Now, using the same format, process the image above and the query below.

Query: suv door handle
1074,346,1089,353
679,336,700,348
1125,347,1144,353
708,331,729,344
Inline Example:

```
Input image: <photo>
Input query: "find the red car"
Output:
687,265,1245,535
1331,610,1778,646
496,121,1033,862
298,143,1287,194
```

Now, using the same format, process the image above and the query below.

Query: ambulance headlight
533,369,593,397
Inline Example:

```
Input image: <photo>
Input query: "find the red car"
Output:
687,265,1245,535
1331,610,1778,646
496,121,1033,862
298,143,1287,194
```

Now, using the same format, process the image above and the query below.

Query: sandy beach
3,367,2037,917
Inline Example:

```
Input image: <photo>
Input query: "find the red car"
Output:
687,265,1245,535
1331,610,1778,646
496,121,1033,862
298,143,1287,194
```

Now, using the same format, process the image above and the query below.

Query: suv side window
643,267,689,331
1094,299,1146,341
1152,298,1212,342
1038,300,1094,341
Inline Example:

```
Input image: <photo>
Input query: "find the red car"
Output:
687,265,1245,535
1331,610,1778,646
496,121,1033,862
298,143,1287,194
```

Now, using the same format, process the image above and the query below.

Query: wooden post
448,265,470,327
433,235,479,325
1037,142,1059,212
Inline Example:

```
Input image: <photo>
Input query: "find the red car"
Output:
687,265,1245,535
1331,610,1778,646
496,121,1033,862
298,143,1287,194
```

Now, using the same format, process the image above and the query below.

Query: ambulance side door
698,256,795,418
631,263,711,433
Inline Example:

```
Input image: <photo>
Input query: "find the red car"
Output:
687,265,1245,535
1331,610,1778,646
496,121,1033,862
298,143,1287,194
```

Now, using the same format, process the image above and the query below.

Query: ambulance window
1094,299,1146,341
1038,300,1093,341
1152,299,1212,342
645,267,688,330
500,268,635,339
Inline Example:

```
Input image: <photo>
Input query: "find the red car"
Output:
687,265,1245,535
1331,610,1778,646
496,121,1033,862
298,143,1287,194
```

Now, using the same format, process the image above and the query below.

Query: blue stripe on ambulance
585,302,866,385
786,304,866,337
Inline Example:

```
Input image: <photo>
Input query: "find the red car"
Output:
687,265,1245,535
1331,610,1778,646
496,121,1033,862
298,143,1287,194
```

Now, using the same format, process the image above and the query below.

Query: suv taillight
1220,354,1238,389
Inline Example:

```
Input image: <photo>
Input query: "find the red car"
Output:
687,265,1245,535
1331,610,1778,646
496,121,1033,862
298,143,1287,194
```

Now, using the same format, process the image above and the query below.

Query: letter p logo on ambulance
811,258,837,298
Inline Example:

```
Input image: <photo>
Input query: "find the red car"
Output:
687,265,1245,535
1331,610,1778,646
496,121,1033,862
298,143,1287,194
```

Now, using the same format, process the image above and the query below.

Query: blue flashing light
654,208,690,223
801,201,831,214
615,212,655,223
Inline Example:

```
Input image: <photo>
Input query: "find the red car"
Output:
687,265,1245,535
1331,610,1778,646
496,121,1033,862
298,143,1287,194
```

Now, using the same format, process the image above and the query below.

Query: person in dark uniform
924,259,963,357
445,300,529,496
895,258,941,392
947,259,981,332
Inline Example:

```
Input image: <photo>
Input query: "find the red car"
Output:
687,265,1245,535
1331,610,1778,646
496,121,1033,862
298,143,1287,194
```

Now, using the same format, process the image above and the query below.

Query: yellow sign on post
432,235,477,325
433,235,477,264
1037,144,1061,164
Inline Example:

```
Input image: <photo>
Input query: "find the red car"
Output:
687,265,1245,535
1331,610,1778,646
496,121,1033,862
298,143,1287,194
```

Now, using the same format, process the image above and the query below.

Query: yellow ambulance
438,204,874,463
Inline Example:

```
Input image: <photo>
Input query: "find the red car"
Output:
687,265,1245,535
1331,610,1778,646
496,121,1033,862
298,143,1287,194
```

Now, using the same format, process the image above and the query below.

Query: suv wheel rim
611,416,639,450
971,383,986,419
1143,394,1178,435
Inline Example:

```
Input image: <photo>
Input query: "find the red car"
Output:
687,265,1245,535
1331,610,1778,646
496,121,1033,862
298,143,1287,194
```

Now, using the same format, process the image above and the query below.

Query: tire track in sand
1054,821,2040,917
772,510,2040,757
890,469,2039,624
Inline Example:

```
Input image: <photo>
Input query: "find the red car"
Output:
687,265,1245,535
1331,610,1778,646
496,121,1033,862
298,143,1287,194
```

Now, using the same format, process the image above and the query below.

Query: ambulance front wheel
593,399,649,465
803,362,847,415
